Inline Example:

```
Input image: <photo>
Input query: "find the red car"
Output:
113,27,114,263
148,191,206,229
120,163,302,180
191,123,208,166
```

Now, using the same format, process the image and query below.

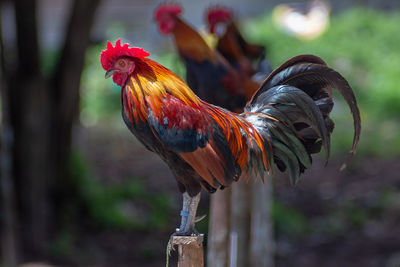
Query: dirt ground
273,156,400,267
67,124,400,267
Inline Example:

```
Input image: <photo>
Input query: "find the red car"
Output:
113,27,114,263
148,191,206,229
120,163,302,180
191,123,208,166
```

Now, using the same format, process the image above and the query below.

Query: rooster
100,39,360,239
206,5,272,80
154,2,259,111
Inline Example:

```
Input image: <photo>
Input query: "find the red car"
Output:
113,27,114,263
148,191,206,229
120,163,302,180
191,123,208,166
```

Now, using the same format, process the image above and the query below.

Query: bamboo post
208,178,274,267
249,177,274,267
172,235,204,267
229,179,251,267
207,189,231,267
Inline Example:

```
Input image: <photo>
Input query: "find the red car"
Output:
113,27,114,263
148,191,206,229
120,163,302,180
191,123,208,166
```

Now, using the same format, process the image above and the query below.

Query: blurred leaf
69,152,172,230
272,199,311,237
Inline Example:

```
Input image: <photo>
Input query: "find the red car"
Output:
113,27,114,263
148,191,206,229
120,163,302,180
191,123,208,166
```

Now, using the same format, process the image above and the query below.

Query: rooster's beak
105,69,117,79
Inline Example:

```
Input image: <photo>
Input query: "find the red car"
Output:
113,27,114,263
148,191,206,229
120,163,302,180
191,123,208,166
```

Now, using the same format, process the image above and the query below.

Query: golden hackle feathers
125,58,201,123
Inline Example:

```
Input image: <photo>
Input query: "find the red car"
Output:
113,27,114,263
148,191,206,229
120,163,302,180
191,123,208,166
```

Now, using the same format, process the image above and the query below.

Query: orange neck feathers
123,58,201,124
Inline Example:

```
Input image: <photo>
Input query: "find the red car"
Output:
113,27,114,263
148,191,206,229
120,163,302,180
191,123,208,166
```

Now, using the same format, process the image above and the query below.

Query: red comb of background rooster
100,39,150,71
206,6,232,33
154,2,183,21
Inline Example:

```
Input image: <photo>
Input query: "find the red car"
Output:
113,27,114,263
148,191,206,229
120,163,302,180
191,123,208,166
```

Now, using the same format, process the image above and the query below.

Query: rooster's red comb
206,6,232,33
154,2,182,21
100,39,150,71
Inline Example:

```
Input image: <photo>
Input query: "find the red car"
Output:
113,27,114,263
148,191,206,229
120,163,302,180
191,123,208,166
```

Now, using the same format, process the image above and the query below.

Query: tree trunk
0,0,101,262
50,0,101,227
11,0,50,255
0,37,19,267
0,110,19,267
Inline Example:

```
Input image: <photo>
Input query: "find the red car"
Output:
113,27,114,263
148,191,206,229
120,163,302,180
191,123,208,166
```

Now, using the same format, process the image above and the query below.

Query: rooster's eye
119,60,126,67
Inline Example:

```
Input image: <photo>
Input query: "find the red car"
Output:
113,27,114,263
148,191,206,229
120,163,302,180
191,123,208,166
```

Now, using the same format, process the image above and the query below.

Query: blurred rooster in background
154,2,259,111
206,5,272,81
100,40,361,238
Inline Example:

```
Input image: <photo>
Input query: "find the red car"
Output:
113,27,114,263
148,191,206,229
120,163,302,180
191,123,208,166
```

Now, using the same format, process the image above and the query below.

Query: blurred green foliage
69,152,172,230
273,184,400,240
272,200,311,236
49,226,75,259
50,152,173,258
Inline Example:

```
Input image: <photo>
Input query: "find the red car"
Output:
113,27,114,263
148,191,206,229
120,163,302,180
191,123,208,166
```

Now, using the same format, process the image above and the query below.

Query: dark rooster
206,5,272,81
154,2,259,111
100,40,361,237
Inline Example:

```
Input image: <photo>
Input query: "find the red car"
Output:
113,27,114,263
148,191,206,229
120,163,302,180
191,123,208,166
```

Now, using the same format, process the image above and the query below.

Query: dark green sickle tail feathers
244,55,361,185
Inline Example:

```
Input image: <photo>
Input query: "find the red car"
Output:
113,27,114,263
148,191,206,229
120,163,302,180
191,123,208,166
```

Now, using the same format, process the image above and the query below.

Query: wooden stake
172,235,204,267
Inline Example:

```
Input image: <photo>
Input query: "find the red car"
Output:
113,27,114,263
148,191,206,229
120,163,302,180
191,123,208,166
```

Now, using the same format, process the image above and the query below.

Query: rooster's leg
168,192,201,255
186,192,201,233
177,192,201,235
177,192,192,234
